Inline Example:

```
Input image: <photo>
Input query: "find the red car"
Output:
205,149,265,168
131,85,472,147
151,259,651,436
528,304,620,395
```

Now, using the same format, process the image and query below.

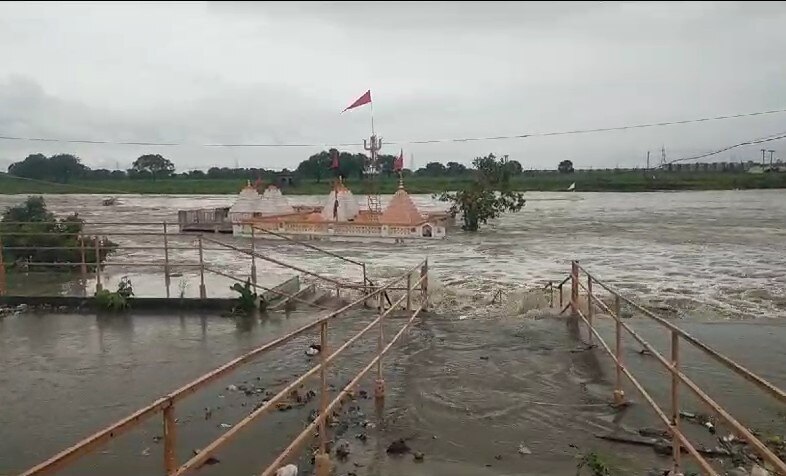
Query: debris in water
414,451,425,461
494,454,503,460
141,447,151,457
335,439,350,459
152,435,163,443
355,433,367,442
219,423,232,429
227,384,238,392
306,344,321,356
517,444,532,455
386,439,410,455
479,355,489,360
204,407,212,420
275,464,298,476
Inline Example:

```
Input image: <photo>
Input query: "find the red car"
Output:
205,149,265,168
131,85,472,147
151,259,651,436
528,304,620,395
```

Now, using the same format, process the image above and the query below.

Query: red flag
393,149,404,172
342,90,372,112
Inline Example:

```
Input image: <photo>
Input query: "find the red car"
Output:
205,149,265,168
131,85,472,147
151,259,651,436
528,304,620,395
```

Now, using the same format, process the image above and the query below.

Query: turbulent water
2,190,784,318
1,190,786,475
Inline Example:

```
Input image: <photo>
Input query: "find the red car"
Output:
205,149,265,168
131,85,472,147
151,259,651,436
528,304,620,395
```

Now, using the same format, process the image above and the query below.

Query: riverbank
2,170,785,194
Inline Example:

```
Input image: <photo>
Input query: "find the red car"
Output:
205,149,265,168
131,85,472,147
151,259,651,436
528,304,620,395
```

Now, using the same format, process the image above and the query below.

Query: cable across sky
1,107,785,148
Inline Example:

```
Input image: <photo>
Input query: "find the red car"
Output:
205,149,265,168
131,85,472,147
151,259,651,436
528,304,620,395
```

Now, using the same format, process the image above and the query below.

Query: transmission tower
660,146,667,168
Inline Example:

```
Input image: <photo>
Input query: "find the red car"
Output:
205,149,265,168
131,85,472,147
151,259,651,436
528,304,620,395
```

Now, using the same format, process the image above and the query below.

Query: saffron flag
342,90,372,112
330,149,339,169
393,149,404,172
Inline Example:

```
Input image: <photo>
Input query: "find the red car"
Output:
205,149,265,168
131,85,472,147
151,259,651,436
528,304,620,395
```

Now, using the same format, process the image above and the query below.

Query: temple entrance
422,224,433,237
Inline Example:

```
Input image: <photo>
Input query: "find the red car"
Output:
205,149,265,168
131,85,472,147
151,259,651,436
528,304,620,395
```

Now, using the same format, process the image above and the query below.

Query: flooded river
1,190,785,475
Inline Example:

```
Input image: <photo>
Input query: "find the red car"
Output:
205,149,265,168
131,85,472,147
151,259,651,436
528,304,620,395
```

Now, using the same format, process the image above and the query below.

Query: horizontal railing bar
0,231,175,236
268,283,315,311
18,262,202,268
579,265,786,406
573,308,719,476
178,274,425,474
586,292,786,473
248,224,365,267
558,275,571,287
0,246,243,251
18,263,422,476
0,221,180,226
202,235,355,289
204,266,329,311
261,303,425,476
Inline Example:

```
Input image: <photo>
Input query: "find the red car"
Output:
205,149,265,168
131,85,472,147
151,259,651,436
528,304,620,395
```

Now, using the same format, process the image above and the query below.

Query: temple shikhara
228,177,449,243
180,90,451,242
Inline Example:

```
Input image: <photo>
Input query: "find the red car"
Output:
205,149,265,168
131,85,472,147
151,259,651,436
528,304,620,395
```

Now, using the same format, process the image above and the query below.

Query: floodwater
1,190,786,475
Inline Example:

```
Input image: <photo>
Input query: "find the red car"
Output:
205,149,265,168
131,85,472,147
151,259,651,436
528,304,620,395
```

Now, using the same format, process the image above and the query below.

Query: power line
1,107,785,148
668,131,786,164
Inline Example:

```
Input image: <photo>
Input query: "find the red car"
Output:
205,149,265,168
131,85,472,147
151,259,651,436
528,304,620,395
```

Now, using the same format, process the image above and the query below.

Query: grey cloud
1,1,785,172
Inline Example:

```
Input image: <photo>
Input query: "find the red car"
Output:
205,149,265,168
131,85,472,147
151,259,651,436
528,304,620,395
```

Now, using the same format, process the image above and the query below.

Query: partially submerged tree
130,154,175,179
437,154,526,231
1,196,116,269
558,159,575,174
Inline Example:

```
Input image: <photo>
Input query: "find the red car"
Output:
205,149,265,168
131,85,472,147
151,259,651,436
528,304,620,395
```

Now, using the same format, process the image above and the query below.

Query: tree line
5,151,570,184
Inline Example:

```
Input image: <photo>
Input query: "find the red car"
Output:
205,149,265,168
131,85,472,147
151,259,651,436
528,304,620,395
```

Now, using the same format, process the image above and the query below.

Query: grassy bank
1,171,785,195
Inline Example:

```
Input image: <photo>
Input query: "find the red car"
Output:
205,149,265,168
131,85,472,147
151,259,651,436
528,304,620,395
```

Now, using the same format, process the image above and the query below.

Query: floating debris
414,451,425,462
386,439,410,455
275,464,298,476
306,344,322,356
141,447,151,457
335,439,350,459
518,444,532,455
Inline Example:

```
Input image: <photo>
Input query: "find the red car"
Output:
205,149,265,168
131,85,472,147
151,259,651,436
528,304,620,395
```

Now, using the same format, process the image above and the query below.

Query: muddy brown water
1,190,786,475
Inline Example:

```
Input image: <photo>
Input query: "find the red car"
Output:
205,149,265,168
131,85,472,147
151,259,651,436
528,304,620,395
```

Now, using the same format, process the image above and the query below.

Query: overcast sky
1,1,785,172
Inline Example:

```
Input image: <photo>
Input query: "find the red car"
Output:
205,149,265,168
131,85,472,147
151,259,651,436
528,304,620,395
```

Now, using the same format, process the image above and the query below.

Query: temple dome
260,185,294,215
381,185,424,224
320,182,360,222
229,182,262,215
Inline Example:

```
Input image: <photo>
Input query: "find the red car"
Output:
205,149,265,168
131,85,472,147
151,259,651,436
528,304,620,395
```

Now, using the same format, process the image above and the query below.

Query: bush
230,279,263,315
95,277,134,311
0,196,116,269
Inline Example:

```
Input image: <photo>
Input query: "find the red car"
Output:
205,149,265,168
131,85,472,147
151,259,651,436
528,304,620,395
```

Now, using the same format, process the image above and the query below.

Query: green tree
558,159,575,174
7,153,87,182
1,196,116,268
131,154,175,179
437,154,526,232
446,161,468,176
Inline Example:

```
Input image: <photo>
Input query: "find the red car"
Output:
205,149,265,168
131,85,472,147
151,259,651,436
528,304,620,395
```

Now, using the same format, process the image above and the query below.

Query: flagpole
370,100,375,136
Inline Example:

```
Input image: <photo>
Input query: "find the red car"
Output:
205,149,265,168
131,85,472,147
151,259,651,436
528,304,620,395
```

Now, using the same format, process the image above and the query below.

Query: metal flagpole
370,99,375,136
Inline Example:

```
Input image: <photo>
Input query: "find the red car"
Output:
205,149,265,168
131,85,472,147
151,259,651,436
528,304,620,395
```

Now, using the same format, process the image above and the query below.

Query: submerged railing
17,259,430,476
553,261,786,476
0,221,378,306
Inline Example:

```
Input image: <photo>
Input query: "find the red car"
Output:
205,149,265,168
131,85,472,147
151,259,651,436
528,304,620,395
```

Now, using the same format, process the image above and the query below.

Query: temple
229,179,448,243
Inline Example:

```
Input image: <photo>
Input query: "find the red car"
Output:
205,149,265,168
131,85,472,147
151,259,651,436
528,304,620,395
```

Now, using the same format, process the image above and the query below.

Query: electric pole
761,149,766,166
646,151,650,170
768,150,775,166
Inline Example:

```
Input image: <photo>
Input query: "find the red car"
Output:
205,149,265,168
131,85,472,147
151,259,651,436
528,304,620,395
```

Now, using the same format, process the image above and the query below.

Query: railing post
559,283,563,309
250,226,258,288
362,263,368,308
314,320,331,476
420,259,428,312
0,235,6,296
198,236,206,299
671,330,681,473
94,236,103,293
549,281,554,308
587,276,594,345
406,272,412,312
570,261,579,315
613,295,625,405
163,222,171,299
375,291,385,401
163,400,177,475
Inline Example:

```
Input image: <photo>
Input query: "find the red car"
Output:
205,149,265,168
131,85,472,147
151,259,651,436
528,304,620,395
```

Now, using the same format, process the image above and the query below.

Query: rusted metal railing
0,221,373,306
19,259,429,476
555,261,786,475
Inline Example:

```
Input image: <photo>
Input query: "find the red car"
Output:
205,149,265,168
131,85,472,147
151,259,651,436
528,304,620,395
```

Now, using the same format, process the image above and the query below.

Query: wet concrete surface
2,307,785,475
